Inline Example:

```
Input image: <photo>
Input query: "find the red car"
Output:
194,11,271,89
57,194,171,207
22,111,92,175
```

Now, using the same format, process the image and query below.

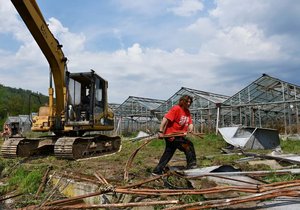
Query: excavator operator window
78,84,91,121
68,78,81,105
67,78,82,121
82,87,91,105
95,88,102,103
94,78,104,116
95,78,104,106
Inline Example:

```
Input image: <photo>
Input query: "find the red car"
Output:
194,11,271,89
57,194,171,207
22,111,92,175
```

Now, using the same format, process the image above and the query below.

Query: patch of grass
148,138,165,148
263,172,296,183
236,162,272,171
281,139,300,153
180,194,205,203
193,134,227,156
207,154,242,166
20,169,44,194
0,163,46,195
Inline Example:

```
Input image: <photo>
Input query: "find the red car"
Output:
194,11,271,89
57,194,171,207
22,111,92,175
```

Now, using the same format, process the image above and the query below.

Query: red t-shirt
164,105,192,135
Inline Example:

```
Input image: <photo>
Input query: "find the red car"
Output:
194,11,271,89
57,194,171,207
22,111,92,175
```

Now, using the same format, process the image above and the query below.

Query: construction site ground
1,133,300,209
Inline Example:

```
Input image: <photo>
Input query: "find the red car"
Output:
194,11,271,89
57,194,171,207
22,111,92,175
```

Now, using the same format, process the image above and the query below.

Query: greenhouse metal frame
112,74,300,136
219,74,300,136
114,96,165,135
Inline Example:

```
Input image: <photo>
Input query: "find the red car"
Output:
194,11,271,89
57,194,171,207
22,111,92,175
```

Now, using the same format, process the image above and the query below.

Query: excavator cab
65,70,115,132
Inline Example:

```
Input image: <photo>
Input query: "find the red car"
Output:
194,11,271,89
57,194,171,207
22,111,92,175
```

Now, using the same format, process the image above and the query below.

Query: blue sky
1,0,300,103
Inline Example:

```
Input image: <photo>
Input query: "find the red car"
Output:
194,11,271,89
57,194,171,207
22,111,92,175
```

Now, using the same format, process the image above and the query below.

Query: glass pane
69,78,81,105
95,78,103,102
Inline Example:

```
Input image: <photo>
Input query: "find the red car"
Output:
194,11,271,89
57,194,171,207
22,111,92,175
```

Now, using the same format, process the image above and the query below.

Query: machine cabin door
66,72,107,124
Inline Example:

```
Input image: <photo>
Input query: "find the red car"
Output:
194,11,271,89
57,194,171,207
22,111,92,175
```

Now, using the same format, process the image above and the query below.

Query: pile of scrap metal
11,137,300,210
10,167,300,210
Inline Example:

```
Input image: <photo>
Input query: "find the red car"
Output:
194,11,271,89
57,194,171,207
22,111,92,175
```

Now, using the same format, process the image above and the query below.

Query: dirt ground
21,138,169,184
3,135,300,209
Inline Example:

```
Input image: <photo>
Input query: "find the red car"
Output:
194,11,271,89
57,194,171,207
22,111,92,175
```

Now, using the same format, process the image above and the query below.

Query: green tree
0,84,48,131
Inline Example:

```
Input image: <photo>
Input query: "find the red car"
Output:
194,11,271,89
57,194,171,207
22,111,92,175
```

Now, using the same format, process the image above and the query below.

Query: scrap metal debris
13,131,300,209
218,126,280,150
17,171,300,210
35,166,52,198
244,152,300,165
184,167,300,177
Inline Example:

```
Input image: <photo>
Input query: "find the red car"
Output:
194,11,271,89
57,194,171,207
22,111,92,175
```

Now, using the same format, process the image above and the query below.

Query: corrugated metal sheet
218,126,280,149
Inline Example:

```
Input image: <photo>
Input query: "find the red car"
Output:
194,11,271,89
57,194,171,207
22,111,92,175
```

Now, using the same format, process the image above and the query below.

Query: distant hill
0,84,48,128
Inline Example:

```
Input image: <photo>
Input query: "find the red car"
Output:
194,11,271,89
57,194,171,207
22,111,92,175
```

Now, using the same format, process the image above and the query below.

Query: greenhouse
219,74,300,136
154,87,229,133
114,96,165,135
112,74,300,137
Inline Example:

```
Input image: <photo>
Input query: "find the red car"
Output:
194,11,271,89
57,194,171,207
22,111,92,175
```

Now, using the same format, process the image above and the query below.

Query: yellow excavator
1,0,121,159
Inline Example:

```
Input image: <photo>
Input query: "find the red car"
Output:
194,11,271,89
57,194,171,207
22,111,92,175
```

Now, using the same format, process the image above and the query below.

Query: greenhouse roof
109,103,121,112
115,96,166,117
223,74,300,106
155,87,230,113
222,74,300,113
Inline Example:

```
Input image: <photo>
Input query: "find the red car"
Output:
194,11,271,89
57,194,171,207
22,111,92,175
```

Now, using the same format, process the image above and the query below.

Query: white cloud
47,42,222,102
1,0,300,103
168,0,204,17
184,17,217,39
210,0,268,27
113,0,171,16
127,43,143,62
201,25,282,60
0,0,18,33
0,0,32,43
48,18,86,54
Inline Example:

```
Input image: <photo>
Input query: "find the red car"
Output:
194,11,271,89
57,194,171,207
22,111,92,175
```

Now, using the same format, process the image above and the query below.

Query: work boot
152,165,170,176
187,162,197,169
152,169,163,176
152,167,163,175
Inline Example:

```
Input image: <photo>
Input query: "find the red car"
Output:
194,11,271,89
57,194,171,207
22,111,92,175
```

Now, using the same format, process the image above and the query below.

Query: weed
0,163,45,196
1,133,300,208
149,138,165,148
263,172,296,183
20,169,43,194
280,139,300,153
180,194,205,203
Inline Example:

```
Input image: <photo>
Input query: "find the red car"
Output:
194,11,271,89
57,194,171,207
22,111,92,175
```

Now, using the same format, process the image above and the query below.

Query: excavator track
1,135,121,160
54,134,121,159
1,137,56,158
1,138,24,158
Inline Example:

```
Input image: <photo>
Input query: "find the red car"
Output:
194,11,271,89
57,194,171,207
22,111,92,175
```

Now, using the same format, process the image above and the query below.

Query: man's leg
186,141,197,169
176,137,197,169
153,139,176,174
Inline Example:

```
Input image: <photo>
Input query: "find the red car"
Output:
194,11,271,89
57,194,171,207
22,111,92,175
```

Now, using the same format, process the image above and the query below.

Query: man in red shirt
153,95,197,175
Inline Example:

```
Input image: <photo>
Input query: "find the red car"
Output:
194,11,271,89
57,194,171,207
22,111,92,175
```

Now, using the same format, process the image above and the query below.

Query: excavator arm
11,0,67,119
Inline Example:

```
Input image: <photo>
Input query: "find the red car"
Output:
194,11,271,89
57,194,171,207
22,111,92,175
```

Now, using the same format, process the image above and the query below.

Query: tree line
0,84,48,129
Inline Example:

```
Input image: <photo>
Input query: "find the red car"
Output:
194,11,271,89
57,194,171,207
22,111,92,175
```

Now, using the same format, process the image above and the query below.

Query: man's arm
158,117,169,138
188,123,194,133
159,117,168,133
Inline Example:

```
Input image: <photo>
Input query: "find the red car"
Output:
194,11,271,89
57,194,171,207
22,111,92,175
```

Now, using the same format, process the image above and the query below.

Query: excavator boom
12,0,66,115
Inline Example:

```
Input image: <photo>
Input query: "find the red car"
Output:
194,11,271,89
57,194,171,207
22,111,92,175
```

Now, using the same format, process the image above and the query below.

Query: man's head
178,95,193,109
